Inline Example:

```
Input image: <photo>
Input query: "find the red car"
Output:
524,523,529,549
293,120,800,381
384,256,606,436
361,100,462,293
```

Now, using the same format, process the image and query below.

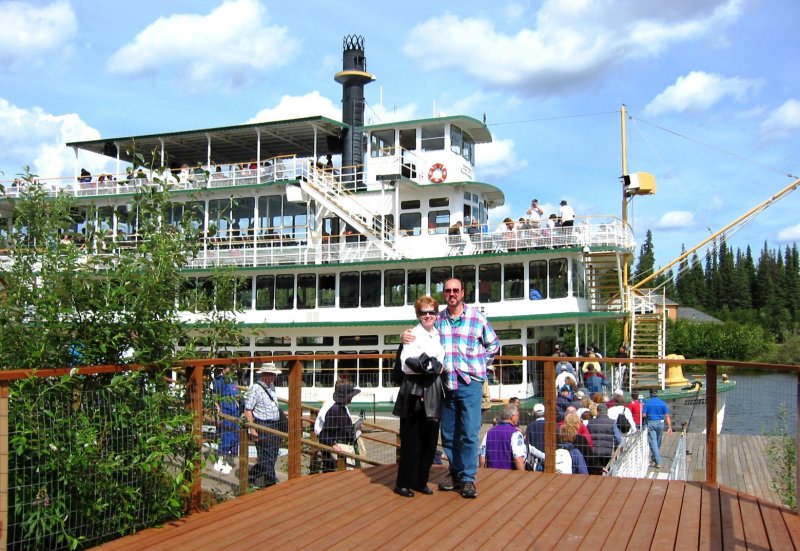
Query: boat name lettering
683,398,705,406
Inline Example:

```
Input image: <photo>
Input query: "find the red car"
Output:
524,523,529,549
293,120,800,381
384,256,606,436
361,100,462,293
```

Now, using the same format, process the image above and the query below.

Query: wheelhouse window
258,195,282,236
421,125,445,151
427,210,450,234
429,197,449,208
572,260,585,298
370,129,395,157
399,212,421,236
450,125,462,156
463,134,475,165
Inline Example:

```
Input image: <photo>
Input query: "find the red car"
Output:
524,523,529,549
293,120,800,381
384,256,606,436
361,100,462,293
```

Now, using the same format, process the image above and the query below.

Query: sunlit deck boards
94,465,800,550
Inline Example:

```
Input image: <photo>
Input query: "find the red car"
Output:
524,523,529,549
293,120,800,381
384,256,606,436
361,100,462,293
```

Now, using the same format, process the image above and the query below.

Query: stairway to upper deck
629,291,666,390
299,166,400,259
584,251,625,312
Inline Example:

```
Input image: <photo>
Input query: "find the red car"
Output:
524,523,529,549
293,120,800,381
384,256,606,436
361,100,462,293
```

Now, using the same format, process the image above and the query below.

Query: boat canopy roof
66,116,348,167
362,115,492,144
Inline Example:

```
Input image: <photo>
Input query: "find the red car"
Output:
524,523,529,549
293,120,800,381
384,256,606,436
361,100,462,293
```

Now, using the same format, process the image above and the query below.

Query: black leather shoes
393,487,414,497
415,486,433,495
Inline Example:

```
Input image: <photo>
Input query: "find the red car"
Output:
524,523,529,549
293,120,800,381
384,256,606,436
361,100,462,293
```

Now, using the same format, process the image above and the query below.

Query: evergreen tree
674,245,693,305
632,229,656,285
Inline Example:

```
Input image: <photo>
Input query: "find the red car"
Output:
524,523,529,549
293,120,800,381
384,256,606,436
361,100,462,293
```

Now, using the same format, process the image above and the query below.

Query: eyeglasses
443,288,461,294
418,310,437,316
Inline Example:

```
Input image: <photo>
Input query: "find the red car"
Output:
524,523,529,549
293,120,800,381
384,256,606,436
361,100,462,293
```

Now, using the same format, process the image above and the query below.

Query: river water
720,372,797,435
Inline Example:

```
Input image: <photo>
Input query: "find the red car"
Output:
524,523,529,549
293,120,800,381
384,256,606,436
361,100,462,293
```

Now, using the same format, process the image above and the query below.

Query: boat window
450,125,462,156
400,128,416,151
275,274,295,310
399,213,421,236
180,278,197,311
479,264,501,303
232,197,255,241
431,266,453,303
463,192,481,223
297,336,334,346
297,273,316,309
236,276,253,310
504,263,525,300
384,334,403,345
197,278,214,312
255,275,274,310
454,265,476,303
116,205,137,240
428,210,450,234
361,270,381,307
208,198,232,238
97,206,113,233
497,344,523,384
384,269,405,307
254,336,291,346
401,200,420,209
382,348,399,388
407,269,426,304
421,125,445,151
339,335,379,346
316,358,335,387
529,260,547,300
337,354,357,386
572,259,585,298
258,195,282,236
463,135,475,165
400,129,418,179
549,258,568,299
359,352,380,388
370,130,395,157
340,271,360,308
282,198,307,243
429,197,449,208
318,274,336,307
297,352,315,387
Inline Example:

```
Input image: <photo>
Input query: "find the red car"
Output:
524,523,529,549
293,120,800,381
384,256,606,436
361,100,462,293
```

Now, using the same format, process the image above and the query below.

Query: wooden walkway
657,434,783,504
94,465,800,550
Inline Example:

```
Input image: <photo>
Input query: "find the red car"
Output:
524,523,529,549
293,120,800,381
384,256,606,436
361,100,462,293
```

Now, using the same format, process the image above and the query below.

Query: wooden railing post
186,364,204,512
238,420,249,495
796,370,800,512
287,359,303,479
0,381,9,551
705,361,718,486
544,360,555,474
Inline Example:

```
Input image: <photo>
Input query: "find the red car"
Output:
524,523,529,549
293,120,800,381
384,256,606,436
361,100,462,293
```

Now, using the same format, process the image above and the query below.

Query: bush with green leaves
0,166,231,549
666,319,772,361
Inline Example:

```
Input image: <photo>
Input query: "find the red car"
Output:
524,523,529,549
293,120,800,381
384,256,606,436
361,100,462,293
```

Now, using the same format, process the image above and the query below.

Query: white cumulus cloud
476,138,528,180
0,98,111,183
644,71,762,116
403,0,744,94
249,92,341,123
108,0,300,90
760,99,800,142
0,0,77,69
655,210,694,230
777,223,800,242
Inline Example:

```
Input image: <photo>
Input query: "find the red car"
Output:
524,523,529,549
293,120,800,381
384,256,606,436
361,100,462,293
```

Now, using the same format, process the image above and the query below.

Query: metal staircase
628,290,667,391
585,251,625,312
299,167,400,260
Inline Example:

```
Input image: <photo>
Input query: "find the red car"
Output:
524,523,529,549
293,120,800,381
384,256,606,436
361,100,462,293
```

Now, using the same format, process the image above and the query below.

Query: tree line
632,229,800,344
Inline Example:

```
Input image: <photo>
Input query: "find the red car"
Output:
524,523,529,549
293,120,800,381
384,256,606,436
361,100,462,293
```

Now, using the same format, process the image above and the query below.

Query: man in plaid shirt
407,277,499,498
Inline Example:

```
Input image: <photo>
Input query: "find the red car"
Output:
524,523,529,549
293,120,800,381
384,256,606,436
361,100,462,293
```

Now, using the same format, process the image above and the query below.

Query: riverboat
0,35,733,419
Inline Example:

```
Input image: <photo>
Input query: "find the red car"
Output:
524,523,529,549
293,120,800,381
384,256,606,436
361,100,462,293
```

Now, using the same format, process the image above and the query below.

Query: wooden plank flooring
93,464,800,550
656,434,783,505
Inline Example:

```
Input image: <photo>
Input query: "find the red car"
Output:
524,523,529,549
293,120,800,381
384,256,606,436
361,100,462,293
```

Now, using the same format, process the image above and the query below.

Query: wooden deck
94,464,800,550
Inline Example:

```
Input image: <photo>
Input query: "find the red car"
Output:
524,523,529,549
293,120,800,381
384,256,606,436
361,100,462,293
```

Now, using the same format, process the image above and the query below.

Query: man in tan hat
244,362,284,488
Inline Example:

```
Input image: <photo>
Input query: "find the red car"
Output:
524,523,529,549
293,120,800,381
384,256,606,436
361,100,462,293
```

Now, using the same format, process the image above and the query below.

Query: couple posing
393,277,500,499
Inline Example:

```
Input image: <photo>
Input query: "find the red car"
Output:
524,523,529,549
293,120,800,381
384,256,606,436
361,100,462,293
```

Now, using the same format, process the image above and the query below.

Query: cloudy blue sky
1,0,799,272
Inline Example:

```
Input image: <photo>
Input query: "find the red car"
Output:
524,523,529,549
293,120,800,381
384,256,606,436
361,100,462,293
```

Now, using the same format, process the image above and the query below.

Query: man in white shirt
558,200,575,227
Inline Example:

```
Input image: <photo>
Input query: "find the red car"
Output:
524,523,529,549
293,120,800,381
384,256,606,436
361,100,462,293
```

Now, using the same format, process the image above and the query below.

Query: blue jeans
440,378,484,484
647,419,664,466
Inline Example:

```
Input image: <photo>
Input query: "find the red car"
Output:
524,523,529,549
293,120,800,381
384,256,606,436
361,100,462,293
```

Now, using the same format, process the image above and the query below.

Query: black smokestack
334,35,374,189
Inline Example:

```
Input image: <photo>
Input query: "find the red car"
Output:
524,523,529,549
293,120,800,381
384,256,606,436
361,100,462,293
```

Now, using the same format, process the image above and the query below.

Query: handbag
257,381,289,433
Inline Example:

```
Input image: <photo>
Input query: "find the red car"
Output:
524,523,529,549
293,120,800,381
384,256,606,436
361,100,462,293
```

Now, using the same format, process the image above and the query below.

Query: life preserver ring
428,163,447,183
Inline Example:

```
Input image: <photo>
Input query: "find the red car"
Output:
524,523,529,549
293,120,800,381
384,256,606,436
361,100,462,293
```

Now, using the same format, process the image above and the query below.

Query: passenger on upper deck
559,200,575,228
527,199,544,226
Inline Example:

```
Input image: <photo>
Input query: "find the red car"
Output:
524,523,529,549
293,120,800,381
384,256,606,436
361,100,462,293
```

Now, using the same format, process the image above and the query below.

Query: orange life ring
428,163,447,183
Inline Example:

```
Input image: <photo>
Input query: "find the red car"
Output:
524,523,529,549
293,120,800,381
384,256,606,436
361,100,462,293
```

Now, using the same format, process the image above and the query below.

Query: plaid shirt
436,304,500,390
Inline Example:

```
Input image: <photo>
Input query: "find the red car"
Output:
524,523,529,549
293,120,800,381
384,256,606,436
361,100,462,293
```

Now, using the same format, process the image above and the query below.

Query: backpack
555,448,573,474
616,408,631,434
